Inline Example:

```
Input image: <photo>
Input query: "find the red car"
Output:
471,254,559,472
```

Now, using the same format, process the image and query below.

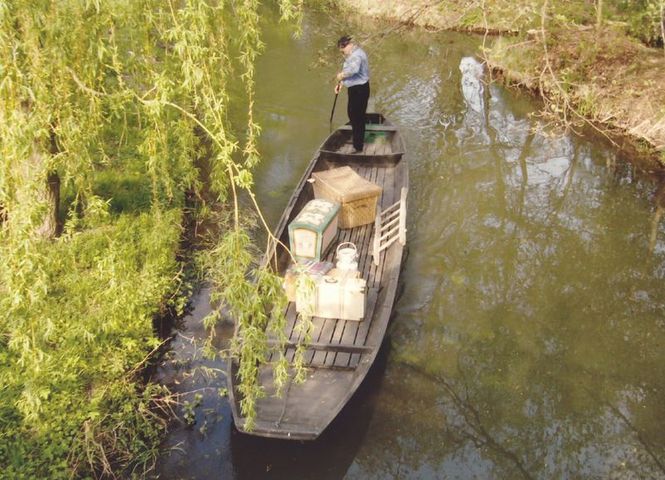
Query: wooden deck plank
371,166,396,289
310,320,340,368
348,168,396,367
352,165,404,363
288,304,331,363
338,124,398,132
356,168,387,358
266,339,373,353
288,248,335,363
328,320,352,367
323,212,366,364
366,166,388,286
310,224,354,366
355,165,380,283
326,166,377,367
361,248,402,351
331,164,385,367
303,316,329,364
305,228,348,365
348,287,380,367
276,223,352,362
355,163,407,358
357,165,382,291
381,166,396,209
333,320,360,367
250,365,357,431
318,165,372,366
358,166,382,280
292,224,347,365
350,165,375,280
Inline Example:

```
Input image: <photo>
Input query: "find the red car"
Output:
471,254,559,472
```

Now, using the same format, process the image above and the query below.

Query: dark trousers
347,82,370,151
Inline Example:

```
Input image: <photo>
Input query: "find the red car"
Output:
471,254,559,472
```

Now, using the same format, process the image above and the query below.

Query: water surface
157,10,665,480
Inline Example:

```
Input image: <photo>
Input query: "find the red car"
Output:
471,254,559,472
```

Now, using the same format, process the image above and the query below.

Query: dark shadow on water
156,283,393,480
229,341,392,480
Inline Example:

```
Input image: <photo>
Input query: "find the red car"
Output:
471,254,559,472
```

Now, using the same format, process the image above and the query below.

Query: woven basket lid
311,166,382,202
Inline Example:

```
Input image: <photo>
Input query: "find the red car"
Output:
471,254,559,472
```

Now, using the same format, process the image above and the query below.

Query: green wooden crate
288,199,340,262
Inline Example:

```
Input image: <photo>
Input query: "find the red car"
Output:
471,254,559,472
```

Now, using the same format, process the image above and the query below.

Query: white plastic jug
336,242,358,272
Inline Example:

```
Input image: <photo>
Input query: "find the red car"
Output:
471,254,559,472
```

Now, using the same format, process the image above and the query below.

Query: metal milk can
336,242,358,273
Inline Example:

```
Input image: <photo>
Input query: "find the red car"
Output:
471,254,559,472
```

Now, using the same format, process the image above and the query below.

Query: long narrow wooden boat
228,113,408,440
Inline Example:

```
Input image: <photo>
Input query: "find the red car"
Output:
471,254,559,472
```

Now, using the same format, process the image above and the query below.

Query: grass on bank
335,0,665,157
488,19,665,150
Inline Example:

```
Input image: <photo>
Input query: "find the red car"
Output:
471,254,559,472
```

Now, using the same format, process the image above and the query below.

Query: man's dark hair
337,35,352,48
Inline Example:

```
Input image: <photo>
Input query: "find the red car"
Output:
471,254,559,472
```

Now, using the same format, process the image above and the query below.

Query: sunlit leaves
1,0,305,475
199,227,290,422
0,209,182,478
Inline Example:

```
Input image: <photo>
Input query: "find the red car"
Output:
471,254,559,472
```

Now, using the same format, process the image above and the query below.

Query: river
155,9,665,480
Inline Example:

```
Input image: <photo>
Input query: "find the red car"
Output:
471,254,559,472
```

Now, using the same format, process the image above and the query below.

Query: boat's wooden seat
337,124,398,131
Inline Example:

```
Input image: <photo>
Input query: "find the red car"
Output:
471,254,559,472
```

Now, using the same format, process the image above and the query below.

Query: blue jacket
342,46,369,87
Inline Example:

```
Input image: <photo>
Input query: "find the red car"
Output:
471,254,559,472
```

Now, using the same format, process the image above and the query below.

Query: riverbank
336,0,665,166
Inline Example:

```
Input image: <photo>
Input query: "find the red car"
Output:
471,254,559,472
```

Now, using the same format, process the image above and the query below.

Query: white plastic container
339,277,365,320
315,276,365,321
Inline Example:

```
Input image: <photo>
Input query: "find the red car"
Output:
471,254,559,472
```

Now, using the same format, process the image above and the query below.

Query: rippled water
156,9,665,479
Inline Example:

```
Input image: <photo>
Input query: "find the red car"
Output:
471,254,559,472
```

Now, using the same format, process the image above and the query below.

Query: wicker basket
311,166,382,228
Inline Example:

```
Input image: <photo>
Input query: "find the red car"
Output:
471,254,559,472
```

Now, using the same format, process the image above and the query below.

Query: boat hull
228,113,408,440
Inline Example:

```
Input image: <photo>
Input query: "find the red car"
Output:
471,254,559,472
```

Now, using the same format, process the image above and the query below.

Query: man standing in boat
335,35,370,154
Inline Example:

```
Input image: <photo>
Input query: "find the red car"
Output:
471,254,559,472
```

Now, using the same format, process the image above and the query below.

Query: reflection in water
458,56,488,145
368,18,665,480
156,10,665,480
460,56,485,114
649,181,665,255
155,287,236,480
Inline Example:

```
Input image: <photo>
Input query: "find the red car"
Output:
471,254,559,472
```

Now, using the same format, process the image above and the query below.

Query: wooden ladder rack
372,187,407,266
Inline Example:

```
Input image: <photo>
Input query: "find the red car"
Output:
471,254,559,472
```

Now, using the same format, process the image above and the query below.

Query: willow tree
0,0,302,477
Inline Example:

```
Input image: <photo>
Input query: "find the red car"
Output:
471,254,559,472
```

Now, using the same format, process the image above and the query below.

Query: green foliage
435,0,543,32
183,394,203,426
574,85,601,117
292,273,316,383
198,228,292,430
551,1,595,26
458,7,483,29
0,209,183,478
617,0,665,46
0,0,304,477
432,0,663,49
92,171,153,214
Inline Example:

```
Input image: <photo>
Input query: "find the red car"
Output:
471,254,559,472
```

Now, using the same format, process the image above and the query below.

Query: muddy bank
337,0,665,166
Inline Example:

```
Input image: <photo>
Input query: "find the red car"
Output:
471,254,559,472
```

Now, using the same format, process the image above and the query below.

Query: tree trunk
36,170,61,238
660,2,665,57
596,0,603,30
35,129,61,239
